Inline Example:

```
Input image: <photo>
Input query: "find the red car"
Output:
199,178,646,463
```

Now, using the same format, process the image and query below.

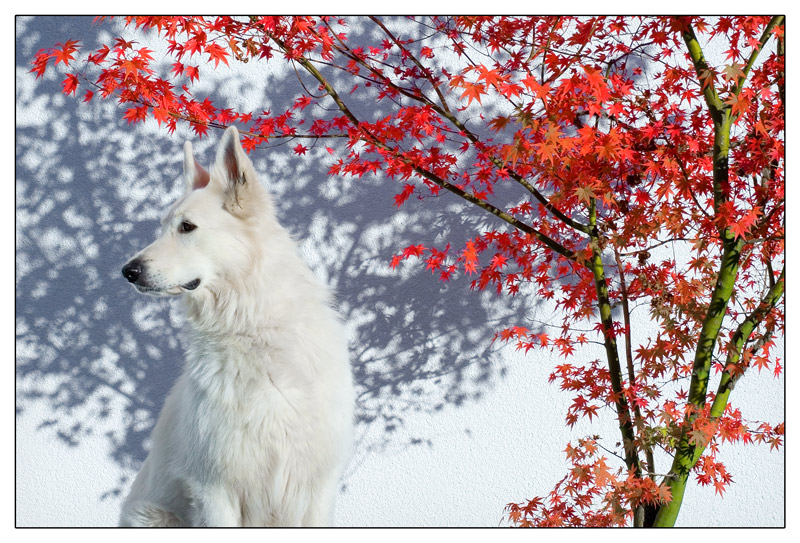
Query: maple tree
32,16,784,526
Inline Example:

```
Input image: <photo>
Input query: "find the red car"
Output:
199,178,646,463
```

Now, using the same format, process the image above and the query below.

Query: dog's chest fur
179,334,328,480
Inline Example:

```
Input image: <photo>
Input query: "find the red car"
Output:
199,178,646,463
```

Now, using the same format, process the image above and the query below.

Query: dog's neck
183,258,327,340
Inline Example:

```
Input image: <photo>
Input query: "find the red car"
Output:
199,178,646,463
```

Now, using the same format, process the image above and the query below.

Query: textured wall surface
15,16,784,527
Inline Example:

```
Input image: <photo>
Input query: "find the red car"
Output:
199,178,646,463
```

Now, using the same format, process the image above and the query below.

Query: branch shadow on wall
16,16,552,510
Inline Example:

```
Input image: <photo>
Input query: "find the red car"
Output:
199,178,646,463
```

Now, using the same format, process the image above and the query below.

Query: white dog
119,127,354,527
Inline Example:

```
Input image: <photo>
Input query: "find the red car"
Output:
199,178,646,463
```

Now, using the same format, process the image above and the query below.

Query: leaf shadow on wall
15,15,553,508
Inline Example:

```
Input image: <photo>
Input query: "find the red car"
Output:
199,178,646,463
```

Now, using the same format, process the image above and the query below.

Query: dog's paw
120,501,183,527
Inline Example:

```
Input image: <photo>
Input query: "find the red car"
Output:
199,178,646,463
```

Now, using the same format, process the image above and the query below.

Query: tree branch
615,248,658,527
681,19,734,226
653,267,783,526
367,16,452,115
261,21,584,266
712,267,783,416
733,16,784,98
588,199,642,481
652,234,746,527
679,20,725,120
333,18,591,235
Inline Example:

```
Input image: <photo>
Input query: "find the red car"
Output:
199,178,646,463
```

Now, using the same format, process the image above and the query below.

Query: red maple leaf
459,82,486,106
30,50,50,79
61,74,79,95
394,184,415,207
53,40,80,66
490,253,508,271
184,65,200,83
122,105,149,124
204,42,230,67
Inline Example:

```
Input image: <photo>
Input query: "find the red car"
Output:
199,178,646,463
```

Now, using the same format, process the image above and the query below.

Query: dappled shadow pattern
16,16,548,508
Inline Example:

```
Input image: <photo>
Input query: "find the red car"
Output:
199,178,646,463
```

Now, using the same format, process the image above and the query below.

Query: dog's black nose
122,260,143,283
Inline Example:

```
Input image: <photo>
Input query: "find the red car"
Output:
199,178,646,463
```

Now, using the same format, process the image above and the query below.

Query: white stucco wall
15,16,784,528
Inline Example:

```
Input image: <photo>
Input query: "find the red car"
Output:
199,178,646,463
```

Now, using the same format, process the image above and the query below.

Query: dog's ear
217,126,246,183
183,141,210,192
213,126,255,210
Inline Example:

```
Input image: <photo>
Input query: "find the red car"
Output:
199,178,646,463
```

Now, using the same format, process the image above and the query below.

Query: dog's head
122,126,269,297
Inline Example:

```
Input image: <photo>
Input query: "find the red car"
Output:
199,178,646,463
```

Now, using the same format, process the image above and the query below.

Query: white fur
119,127,354,527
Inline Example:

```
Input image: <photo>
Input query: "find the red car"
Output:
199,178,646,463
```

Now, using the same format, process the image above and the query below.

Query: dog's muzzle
122,259,201,294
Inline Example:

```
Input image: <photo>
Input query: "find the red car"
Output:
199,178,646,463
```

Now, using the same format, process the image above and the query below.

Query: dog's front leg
190,485,241,527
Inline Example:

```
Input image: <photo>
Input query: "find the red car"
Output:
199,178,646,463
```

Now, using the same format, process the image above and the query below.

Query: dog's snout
122,260,143,283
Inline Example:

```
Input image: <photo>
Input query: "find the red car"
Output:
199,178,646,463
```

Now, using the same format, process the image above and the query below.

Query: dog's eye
178,221,197,233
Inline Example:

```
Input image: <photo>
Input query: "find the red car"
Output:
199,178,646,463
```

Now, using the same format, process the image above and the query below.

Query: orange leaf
459,82,486,106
